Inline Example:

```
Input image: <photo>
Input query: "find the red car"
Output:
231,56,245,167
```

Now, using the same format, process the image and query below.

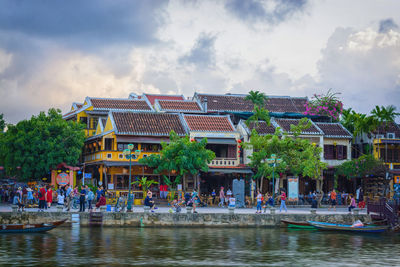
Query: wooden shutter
337,145,344,160
324,145,334,160
343,146,347,159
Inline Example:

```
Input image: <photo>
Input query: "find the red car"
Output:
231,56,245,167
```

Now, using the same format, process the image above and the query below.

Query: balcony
209,158,239,167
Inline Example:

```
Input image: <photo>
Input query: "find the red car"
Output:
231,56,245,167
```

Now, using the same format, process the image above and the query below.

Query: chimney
203,97,208,113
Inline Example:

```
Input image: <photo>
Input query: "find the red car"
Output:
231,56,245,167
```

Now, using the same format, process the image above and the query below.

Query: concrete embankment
0,212,371,227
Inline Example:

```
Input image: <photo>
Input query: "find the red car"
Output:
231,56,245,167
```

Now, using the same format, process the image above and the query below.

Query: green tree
337,154,386,179
0,114,5,132
245,90,270,127
371,105,400,129
132,177,159,199
245,90,268,107
0,108,85,180
139,131,215,198
244,118,327,193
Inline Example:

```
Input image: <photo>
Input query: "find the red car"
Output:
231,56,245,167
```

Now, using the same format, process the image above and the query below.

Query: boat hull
0,219,67,234
308,221,388,233
281,220,315,229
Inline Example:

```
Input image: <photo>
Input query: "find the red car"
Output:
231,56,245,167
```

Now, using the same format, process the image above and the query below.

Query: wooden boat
0,219,67,233
281,219,315,229
308,221,389,233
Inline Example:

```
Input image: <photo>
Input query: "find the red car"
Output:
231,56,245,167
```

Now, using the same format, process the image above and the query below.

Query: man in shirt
328,189,337,211
79,186,86,212
38,185,47,212
279,190,287,212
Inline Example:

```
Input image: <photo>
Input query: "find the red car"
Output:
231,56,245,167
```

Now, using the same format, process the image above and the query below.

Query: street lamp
266,154,282,199
123,144,141,212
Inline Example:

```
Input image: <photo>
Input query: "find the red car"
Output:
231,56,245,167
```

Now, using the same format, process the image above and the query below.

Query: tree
132,177,158,199
0,108,85,180
0,114,5,132
139,131,215,198
245,90,270,127
244,118,327,193
245,90,268,107
337,154,386,179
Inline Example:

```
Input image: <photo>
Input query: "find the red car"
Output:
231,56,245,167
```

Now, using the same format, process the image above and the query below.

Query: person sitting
348,194,356,213
144,191,156,212
95,194,106,211
170,199,181,213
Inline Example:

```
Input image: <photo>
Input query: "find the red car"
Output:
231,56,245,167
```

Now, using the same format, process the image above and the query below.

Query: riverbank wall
0,211,371,227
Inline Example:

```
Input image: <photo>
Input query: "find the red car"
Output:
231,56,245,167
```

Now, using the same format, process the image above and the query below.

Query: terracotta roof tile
144,94,185,105
315,123,352,138
248,121,276,135
112,112,186,136
374,121,400,138
274,118,321,134
89,98,152,110
196,94,308,113
158,100,202,112
183,115,234,132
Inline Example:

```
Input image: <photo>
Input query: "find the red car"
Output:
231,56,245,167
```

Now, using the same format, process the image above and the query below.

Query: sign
288,176,299,201
84,173,92,179
108,183,114,190
395,176,400,184
177,184,182,191
56,172,69,185
98,181,103,186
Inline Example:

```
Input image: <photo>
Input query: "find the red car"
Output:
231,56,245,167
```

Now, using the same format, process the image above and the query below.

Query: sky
0,0,399,123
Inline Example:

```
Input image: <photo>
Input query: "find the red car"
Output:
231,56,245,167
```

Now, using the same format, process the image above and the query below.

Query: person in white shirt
228,196,235,208
57,191,65,206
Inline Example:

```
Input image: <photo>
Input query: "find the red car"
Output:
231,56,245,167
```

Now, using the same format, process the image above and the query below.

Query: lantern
0,166,4,170
237,140,242,144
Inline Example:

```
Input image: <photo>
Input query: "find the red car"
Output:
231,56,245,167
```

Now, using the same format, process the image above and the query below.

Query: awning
207,168,253,174
380,139,400,144
85,161,143,167
195,137,237,145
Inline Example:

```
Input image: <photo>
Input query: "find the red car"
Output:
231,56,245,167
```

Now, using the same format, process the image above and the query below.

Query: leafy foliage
0,108,85,180
336,154,387,179
132,176,158,198
244,118,327,185
245,90,270,127
139,131,215,190
244,90,268,107
304,89,343,121
0,114,5,132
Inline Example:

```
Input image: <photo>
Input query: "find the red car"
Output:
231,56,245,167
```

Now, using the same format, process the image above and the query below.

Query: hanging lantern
190,138,195,142
238,145,241,148
16,166,21,170
237,140,242,144
0,166,4,170
57,170,62,173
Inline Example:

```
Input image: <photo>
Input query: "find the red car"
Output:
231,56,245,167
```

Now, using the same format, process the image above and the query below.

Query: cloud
225,0,308,25
179,33,217,68
379,18,399,33
0,0,168,48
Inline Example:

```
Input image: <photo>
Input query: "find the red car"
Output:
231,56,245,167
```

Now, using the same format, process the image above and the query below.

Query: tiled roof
183,115,235,132
144,94,185,105
248,121,276,135
112,112,186,136
273,118,322,134
196,93,308,113
90,98,152,110
76,104,83,109
158,100,202,112
374,121,400,138
315,123,352,138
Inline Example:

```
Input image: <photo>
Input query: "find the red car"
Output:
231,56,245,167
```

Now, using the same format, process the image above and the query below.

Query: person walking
87,186,94,211
38,185,47,212
328,189,337,211
280,190,288,212
218,187,225,208
46,186,53,209
256,191,262,214
79,186,87,212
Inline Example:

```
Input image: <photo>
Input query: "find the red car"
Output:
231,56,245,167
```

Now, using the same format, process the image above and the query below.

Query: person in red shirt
95,194,106,211
280,190,287,212
38,185,47,212
46,186,53,209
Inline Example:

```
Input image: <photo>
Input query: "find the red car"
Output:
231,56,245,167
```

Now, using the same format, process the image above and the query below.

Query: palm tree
340,108,355,135
245,90,268,107
353,113,378,155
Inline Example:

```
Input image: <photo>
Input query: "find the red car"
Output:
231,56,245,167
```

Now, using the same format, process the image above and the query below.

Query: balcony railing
209,158,239,167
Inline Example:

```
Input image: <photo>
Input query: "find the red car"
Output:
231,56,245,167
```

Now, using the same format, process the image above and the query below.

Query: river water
0,226,399,266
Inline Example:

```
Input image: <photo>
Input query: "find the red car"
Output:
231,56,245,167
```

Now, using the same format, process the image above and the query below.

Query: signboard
56,172,69,186
288,176,299,201
394,176,400,184
177,184,182,191
84,173,92,179
108,183,114,190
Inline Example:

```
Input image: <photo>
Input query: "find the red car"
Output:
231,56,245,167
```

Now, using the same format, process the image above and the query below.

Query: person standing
38,185,47,212
87,186,94,211
328,189,337,211
256,190,262,214
27,187,34,205
280,190,288,212
57,191,65,206
211,189,216,205
348,195,356,213
218,187,225,208
65,185,73,211
46,186,53,209
79,186,86,212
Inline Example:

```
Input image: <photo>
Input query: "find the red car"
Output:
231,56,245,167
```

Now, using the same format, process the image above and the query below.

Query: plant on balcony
139,131,215,199
132,177,158,199
0,109,85,180
304,89,343,122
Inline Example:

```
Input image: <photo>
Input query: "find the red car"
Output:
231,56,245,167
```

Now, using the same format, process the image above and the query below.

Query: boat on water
281,220,315,229
0,219,67,233
308,221,389,233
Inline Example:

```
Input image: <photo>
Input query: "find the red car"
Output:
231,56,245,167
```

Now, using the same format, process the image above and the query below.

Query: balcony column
319,136,324,160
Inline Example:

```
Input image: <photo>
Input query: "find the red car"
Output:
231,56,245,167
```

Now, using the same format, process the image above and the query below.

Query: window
141,143,161,152
117,143,138,151
324,145,347,160
80,117,88,127
105,138,114,150
387,133,395,139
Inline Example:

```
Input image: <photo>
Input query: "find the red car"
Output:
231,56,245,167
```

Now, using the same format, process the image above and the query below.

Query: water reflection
0,227,399,266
